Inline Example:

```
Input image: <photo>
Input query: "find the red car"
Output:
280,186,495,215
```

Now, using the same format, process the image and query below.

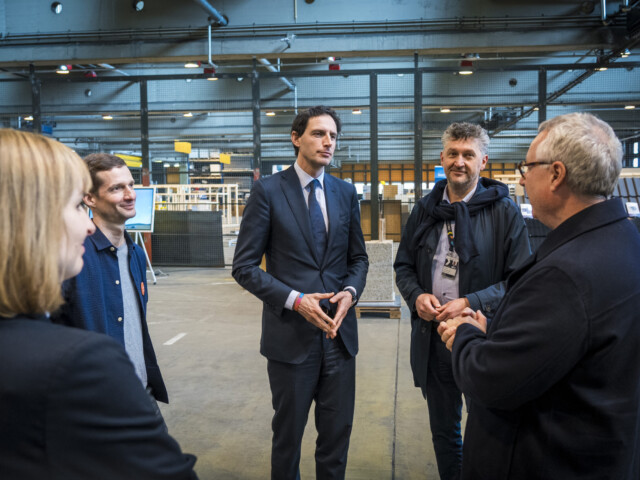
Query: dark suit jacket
451,198,640,479
0,315,197,480
232,165,368,364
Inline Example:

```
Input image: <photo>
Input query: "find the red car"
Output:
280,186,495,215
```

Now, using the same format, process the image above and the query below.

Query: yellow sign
174,141,192,154
220,153,231,164
114,153,142,168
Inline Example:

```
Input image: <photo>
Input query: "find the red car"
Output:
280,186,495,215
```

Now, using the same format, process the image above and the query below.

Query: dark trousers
267,333,355,480
426,323,463,480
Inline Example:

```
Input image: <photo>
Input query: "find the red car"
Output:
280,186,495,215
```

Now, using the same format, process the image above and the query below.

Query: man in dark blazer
438,113,640,479
232,105,368,479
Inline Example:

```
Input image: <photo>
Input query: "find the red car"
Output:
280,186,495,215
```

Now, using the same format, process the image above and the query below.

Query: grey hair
537,113,622,197
441,122,490,156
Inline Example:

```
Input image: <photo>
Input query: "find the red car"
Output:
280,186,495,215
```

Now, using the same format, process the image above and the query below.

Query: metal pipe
257,58,295,91
192,0,228,26
207,23,218,68
98,63,130,76
601,0,609,24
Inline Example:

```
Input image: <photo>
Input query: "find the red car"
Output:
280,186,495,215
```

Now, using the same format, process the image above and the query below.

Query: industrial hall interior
1,0,640,479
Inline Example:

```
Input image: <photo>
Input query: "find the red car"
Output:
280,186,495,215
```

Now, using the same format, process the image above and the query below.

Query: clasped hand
415,293,470,323
296,291,353,339
437,308,488,351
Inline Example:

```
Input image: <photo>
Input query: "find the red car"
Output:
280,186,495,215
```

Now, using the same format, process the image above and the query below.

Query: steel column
538,68,547,124
370,73,379,241
140,80,150,186
414,54,423,204
251,61,261,179
29,64,41,134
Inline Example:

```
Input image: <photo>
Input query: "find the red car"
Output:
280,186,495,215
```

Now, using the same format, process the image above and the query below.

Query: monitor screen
125,187,156,232
89,186,156,233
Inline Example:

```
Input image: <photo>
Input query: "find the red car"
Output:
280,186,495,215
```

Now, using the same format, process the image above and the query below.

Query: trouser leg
425,326,463,480
267,338,322,480
314,335,355,480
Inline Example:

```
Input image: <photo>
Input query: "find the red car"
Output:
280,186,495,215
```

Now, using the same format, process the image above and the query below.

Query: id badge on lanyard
442,220,459,279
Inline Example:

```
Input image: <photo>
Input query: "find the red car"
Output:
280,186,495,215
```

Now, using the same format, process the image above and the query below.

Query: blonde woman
0,129,198,480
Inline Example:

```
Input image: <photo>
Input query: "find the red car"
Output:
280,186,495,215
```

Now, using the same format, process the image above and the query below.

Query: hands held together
414,293,487,351
294,291,353,339
436,308,487,351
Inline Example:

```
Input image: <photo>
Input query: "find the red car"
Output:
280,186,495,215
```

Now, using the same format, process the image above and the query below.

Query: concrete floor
148,267,455,479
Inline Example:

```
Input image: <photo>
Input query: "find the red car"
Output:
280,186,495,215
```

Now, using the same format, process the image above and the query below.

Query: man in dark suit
232,105,368,479
438,113,640,479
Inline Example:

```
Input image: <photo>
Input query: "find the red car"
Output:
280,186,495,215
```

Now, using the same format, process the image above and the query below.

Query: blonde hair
0,129,91,317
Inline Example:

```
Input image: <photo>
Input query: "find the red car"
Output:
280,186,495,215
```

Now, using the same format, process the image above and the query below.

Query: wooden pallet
355,305,401,319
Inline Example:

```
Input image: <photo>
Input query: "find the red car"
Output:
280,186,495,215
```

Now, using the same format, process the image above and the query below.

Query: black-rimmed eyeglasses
517,160,552,177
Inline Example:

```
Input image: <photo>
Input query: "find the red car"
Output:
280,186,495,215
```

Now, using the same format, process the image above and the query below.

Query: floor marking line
164,332,187,345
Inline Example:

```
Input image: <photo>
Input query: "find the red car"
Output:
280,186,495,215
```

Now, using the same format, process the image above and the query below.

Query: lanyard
445,220,455,251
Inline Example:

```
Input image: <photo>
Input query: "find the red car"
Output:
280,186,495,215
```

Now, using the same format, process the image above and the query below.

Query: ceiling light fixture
596,67,608,71
184,61,201,68
56,64,71,74
352,109,362,115
204,67,217,80
621,49,631,58
459,60,474,75
51,2,62,14
624,105,636,110
265,111,276,116
24,115,34,121
102,115,113,120
132,0,144,12
183,112,193,117
440,108,451,113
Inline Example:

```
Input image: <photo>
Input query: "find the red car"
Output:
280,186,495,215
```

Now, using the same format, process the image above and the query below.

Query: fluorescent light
24,115,34,121
352,109,362,115
184,61,200,68
163,163,170,168
596,67,608,71
533,107,539,111
440,108,451,113
102,115,113,120
173,163,180,167
625,105,636,110
207,76,218,81
459,60,473,75
266,111,276,116
183,112,193,117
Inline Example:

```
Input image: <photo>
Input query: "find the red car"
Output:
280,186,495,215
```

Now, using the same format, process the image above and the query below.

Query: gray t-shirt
117,242,148,388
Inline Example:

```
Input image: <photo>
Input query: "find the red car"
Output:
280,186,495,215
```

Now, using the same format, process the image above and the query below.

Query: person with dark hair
438,113,640,479
233,106,368,479
0,130,197,479
52,153,168,420
394,122,531,480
